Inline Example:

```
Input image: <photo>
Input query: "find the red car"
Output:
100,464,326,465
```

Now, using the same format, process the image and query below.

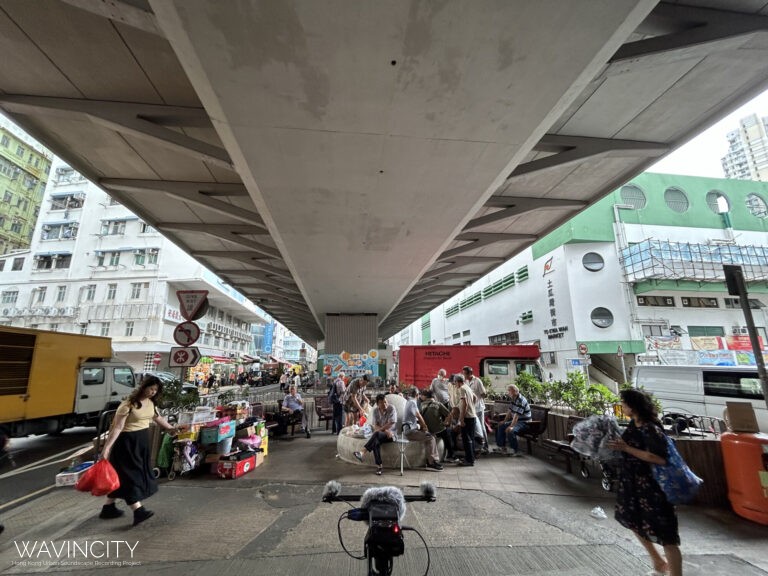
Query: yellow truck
0,326,136,438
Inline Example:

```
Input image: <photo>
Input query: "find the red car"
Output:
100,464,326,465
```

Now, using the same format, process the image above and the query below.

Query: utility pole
723,265,768,409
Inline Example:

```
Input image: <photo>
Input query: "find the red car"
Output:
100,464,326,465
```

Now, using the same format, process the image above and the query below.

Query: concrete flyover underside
3,1,768,344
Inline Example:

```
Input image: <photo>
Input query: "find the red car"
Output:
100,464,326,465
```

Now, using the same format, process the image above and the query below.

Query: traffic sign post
617,345,627,384
578,343,588,356
152,352,162,366
169,346,201,367
176,290,209,321
173,321,201,347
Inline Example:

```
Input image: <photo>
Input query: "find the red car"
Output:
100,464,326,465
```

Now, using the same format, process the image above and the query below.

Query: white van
632,365,766,432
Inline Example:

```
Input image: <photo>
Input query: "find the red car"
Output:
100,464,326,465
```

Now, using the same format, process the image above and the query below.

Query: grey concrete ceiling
2,1,768,346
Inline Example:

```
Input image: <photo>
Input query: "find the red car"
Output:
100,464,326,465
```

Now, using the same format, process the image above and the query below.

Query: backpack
328,379,342,405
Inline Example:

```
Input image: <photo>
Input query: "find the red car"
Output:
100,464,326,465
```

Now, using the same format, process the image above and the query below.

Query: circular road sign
152,352,162,365
173,321,201,347
578,343,589,355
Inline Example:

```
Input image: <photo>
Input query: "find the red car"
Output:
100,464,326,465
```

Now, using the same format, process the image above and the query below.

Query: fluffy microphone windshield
360,486,407,523
322,480,342,502
420,481,436,502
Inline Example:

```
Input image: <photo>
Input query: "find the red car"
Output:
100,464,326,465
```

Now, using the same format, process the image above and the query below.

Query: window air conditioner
48,307,58,317
133,249,144,255
1,308,9,317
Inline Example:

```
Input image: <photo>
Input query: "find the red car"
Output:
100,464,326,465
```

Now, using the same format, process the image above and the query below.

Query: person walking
452,374,477,466
343,375,370,427
279,372,288,392
353,394,397,476
608,389,682,576
100,375,177,526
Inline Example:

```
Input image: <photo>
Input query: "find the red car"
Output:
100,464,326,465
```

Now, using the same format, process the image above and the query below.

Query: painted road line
0,484,55,511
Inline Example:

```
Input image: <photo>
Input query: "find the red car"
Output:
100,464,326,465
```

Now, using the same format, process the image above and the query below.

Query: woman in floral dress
608,389,682,576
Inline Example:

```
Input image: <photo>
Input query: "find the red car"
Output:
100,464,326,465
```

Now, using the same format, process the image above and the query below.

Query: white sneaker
495,447,508,455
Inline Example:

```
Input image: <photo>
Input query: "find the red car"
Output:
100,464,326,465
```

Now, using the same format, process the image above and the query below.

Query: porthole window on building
664,187,689,213
745,193,768,218
590,307,614,328
582,252,604,272
620,184,646,209
705,190,729,214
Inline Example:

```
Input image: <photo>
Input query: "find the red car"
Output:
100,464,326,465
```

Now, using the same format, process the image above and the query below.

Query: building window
35,286,47,303
12,258,23,271
637,295,675,307
134,250,145,265
101,220,126,235
34,255,53,270
130,282,148,299
620,184,647,209
16,145,25,156
687,326,725,337
0,260,4,272
56,286,67,302
452,332,461,340
724,297,764,309
55,255,71,269
664,187,689,213
0,135,8,147
147,249,159,265
746,193,768,218
106,284,117,300
84,284,96,301
706,190,729,214
49,324,58,332
582,252,604,272
50,194,84,210
79,323,88,335
10,221,22,234
590,307,614,328
520,310,533,323
1,290,18,304
489,331,519,345
108,252,120,266
642,324,666,337
100,322,110,337
125,321,134,336
681,297,718,308
2,191,11,203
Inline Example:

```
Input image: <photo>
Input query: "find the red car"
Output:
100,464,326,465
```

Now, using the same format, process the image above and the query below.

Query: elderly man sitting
402,387,443,470
495,384,531,456
280,385,310,438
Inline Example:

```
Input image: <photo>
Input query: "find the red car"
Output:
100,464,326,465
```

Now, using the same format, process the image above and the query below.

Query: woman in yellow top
100,375,177,526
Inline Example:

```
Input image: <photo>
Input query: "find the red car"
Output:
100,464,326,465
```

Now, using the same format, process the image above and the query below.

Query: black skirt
108,429,158,505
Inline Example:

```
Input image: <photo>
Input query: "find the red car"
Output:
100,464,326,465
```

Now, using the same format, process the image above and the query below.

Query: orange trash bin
720,432,768,525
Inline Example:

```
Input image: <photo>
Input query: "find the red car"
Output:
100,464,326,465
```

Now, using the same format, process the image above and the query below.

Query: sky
650,89,768,178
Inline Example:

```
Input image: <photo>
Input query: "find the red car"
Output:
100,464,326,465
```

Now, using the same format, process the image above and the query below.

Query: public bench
518,405,550,455
313,395,334,431
542,415,585,474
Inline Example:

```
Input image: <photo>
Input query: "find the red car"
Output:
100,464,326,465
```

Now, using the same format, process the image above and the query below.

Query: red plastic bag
74,464,96,493
76,460,120,496
357,415,367,427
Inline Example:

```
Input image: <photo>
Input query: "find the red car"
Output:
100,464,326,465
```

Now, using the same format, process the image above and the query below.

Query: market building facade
397,172,768,386
0,160,268,376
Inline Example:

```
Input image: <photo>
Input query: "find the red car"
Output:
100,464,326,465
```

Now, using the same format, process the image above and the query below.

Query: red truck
397,345,541,389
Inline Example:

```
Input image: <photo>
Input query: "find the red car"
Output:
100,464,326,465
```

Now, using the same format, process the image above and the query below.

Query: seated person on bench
280,385,310,438
402,387,443,470
495,384,531,456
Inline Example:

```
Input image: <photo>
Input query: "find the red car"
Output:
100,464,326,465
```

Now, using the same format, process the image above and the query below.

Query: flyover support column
323,314,379,381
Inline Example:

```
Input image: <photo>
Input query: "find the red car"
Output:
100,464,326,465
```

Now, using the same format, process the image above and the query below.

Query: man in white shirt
463,366,489,454
281,385,310,438
453,374,477,466
430,369,451,407
353,394,397,475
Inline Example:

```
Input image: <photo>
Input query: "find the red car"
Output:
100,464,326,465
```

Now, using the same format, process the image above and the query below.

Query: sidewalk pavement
1,430,766,575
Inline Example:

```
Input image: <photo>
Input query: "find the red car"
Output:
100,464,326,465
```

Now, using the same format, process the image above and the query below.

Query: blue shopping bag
652,435,703,504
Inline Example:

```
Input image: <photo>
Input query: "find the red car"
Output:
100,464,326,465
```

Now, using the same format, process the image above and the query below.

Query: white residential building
0,160,268,374
721,113,768,182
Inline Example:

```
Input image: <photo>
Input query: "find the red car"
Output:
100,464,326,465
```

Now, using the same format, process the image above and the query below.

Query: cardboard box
177,407,216,426
725,402,760,433
260,436,269,456
204,453,221,464
200,420,236,444
236,426,255,438
217,454,256,479
175,430,199,442
55,462,94,487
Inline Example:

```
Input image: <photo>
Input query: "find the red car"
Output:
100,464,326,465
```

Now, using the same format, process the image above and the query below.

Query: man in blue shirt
281,385,310,438
495,384,531,456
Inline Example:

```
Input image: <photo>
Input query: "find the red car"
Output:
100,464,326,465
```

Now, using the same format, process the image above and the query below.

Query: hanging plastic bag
358,414,367,427
77,459,120,496
651,435,703,504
